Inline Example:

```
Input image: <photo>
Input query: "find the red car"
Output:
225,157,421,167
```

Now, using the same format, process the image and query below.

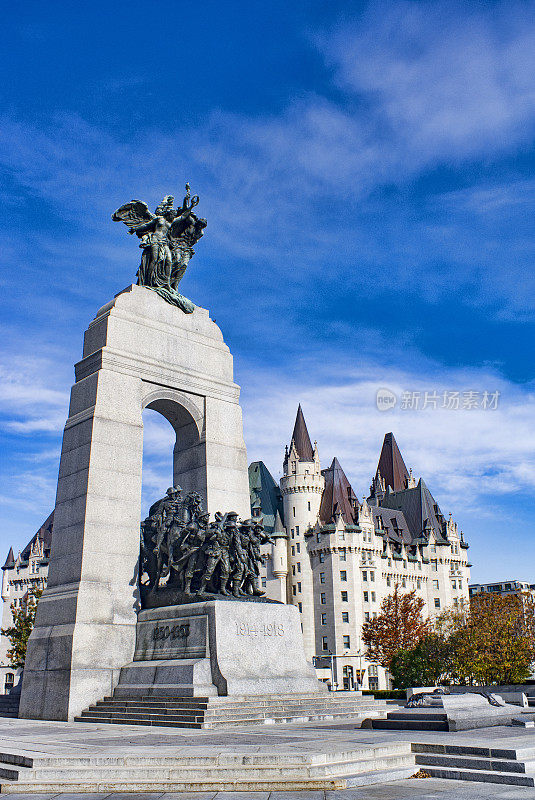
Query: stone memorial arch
19,284,251,721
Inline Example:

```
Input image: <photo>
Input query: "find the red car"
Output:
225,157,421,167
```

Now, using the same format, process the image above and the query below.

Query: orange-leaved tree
362,584,431,670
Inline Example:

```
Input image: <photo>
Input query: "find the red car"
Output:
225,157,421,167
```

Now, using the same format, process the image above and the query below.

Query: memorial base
114,600,324,698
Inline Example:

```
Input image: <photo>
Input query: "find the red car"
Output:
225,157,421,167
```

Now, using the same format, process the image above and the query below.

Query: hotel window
363,591,369,602
370,571,375,582
297,582,301,592
340,570,347,582
343,635,350,649
319,553,325,563
365,612,370,622
339,550,346,561
316,533,321,542
433,579,439,589
293,507,296,516
320,572,325,583
417,579,421,589
298,602,302,612
418,562,422,571
458,579,462,588
292,586,296,596
362,571,367,581
341,591,348,602
296,543,301,553
308,502,311,511
291,529,294,539
453,598,458,607
292,565,295,575
371,592,376,602
291,546,295,556
262,578,267,588
434,598,441,608
342,612,349,623
322,637,328,651
296,526,299,535
452,580,456,589
339,531,345,541
386,576,391,587
320,593,326,604
431,560,438,572
402,578,406,588
297,563,301,572
321,613,327,625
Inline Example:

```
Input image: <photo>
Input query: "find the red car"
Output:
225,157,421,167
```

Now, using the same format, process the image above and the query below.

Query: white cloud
241,357,535,522
320,1,535,164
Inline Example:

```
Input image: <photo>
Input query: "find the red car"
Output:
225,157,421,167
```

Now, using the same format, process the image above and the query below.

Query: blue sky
1,0,534,582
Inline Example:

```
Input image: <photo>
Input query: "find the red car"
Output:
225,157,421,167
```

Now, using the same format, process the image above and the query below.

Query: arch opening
141,394,207,514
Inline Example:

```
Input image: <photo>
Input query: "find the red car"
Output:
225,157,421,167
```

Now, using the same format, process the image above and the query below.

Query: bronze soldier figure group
140,486,273,603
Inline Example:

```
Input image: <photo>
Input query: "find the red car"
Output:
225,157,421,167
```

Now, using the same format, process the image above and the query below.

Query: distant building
253,405,472,690
469,580,535,598
0,514,52,693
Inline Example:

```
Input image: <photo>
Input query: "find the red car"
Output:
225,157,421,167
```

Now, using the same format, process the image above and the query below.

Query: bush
361,689,406,700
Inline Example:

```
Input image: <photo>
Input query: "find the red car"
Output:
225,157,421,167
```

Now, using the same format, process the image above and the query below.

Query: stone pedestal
114,600,324,698
19,286,251,721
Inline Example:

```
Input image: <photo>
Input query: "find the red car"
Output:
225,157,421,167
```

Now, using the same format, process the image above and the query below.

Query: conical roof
289,404,314,462
2,547,14,570
379,478,448,544
376,432,410,492
319,457,358,525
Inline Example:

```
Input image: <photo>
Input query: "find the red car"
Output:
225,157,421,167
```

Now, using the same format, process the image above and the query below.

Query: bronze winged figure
112,184,207,313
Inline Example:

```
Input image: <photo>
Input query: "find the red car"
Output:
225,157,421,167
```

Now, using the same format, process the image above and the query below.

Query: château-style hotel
250,406,471,690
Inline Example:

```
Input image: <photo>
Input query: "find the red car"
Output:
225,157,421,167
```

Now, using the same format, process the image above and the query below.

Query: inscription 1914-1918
235,622,284,638
152,623,190,642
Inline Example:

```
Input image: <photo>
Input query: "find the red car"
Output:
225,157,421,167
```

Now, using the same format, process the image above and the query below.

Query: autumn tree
1,588,42,669
449,592,535,685
362,585,431,671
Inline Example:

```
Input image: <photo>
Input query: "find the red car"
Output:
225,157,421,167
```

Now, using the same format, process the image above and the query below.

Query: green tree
390,633,453,689
1,588,42,668
362,584,431,671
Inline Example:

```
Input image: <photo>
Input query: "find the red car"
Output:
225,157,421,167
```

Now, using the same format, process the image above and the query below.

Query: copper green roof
248,461,284,534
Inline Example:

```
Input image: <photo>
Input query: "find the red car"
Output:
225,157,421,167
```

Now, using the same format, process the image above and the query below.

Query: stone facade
257,406,472,691
0,514,51,694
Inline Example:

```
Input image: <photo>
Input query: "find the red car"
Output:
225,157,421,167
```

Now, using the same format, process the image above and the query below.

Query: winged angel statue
112,185,207,313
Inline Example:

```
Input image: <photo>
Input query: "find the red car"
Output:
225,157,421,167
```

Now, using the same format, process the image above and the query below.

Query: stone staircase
0,743,416,793
413,742,535,786
369,709,449,732
0,694,20,719
75,692,395,728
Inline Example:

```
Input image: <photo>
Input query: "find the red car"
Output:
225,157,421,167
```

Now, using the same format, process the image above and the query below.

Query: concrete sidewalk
5,782,535,799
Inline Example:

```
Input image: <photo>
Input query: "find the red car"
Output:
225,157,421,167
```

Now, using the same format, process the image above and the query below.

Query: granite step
1,754,415,783
419,766,535,785
0,743,416,793
411,741,535,785
370,717,448,731
76,693,392,729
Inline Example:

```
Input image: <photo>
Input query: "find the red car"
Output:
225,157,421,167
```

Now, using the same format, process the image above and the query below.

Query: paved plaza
4,717,535,797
